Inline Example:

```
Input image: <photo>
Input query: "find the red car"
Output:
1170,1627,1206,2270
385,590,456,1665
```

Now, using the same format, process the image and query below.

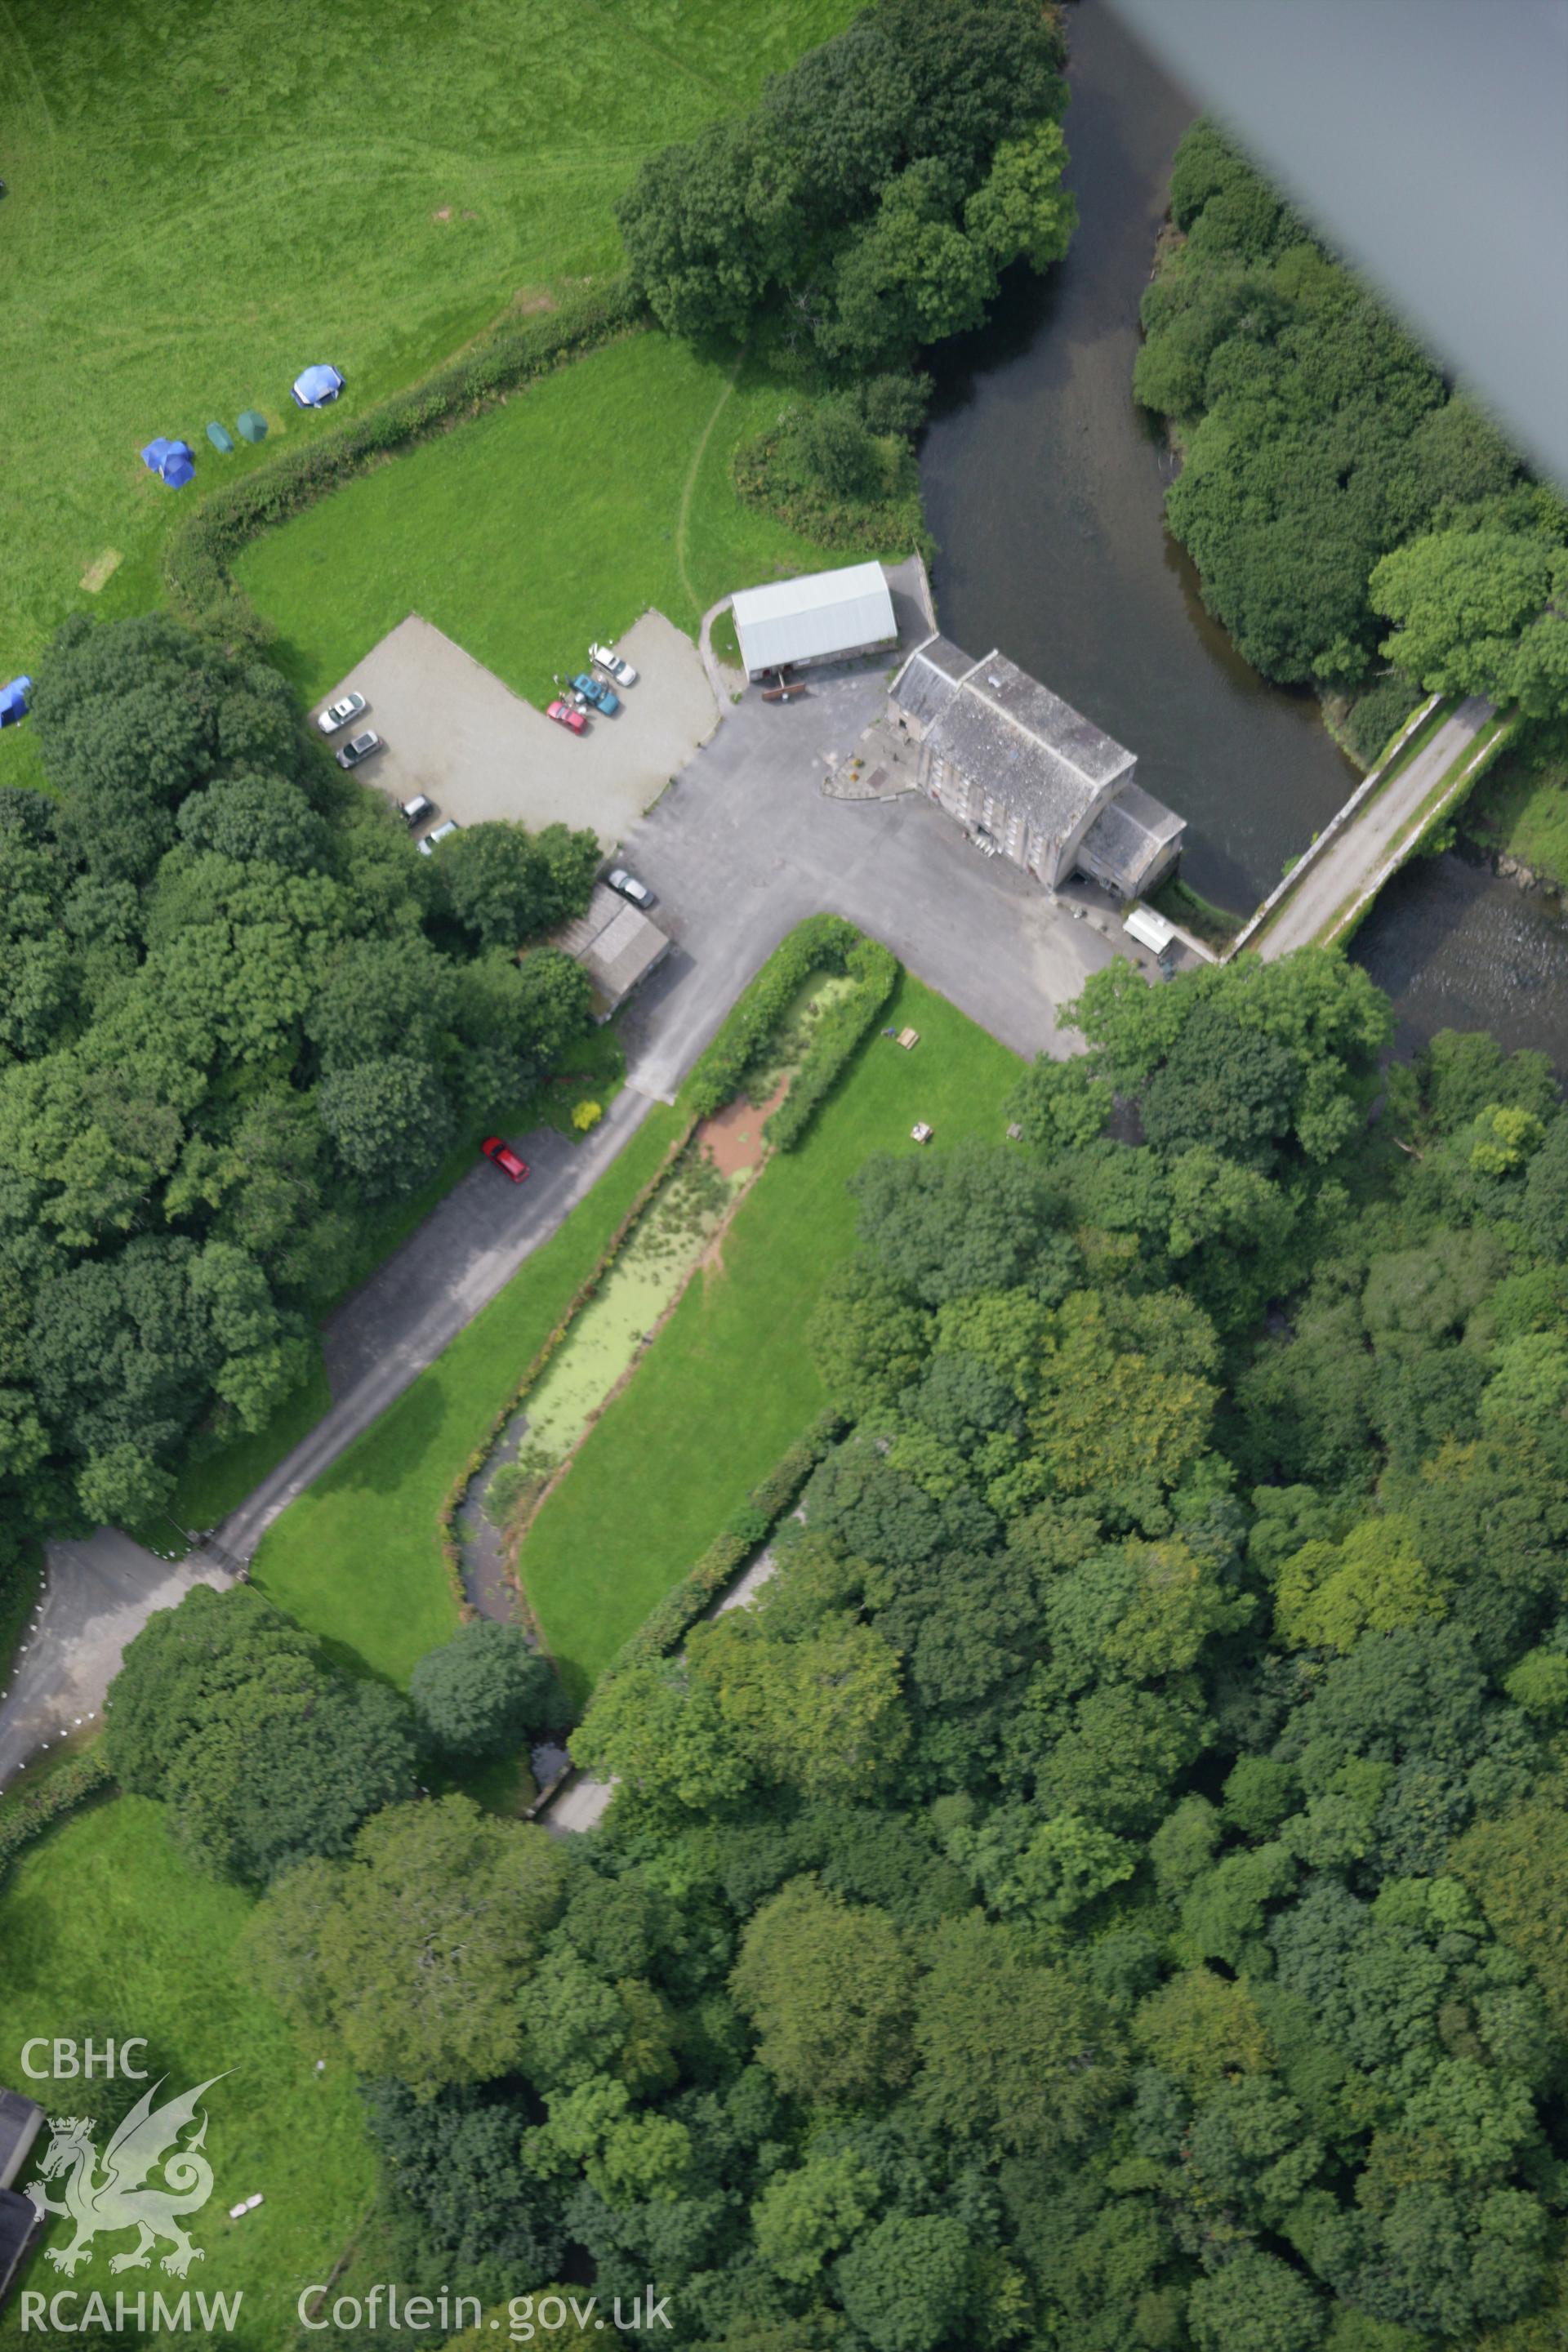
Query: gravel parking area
314,609,718,849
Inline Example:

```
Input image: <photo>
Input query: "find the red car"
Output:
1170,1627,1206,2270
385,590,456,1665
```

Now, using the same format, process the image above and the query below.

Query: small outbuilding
292,363,344,409
549,882,670,1021
0,2090,42,2194
730,561,897,682
0,2189,40,2319
237,409,268,444
0,677,31,728
206,421,235,453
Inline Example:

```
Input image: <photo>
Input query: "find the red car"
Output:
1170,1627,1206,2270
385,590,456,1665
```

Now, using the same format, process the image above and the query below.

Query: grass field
520,975,1023,1699
0,1797,374,2351
235,336,854,709
252,1104,687,1683
0,0,855,695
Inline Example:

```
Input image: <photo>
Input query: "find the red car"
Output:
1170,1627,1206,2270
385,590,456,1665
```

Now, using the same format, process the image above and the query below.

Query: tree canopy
0,612,598,1541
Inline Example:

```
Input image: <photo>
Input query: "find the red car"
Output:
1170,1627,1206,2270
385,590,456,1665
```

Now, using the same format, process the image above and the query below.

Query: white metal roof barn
730,561,897,679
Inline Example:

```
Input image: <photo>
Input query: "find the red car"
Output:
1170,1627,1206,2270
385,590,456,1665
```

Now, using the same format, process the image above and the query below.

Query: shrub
766,938,898,1152
733,410,930,559
1346,674,1428,768
572,1099,604,1133
685,915,865,1117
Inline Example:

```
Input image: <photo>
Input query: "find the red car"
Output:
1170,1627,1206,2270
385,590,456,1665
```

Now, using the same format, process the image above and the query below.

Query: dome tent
0,676,31,727
291,363,343,409
206,421,234,453
236,410,268,444
138,437,195,488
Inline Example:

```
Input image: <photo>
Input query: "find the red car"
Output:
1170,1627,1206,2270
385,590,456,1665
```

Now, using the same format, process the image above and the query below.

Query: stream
917,0,1568,1058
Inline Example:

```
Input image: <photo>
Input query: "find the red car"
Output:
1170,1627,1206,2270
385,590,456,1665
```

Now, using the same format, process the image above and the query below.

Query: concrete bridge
1228,694,1505,962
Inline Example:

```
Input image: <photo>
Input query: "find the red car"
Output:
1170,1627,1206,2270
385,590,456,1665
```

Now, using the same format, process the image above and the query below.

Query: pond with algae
450,971,855,1635
452,1144,743,1622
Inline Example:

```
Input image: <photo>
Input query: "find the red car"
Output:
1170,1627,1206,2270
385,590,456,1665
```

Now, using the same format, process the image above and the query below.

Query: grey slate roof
0,2187,39,2312
1077,779,1185,891
889,634,974,728
549,883,669,1015
0,2093,41,2195
898,643,1138,845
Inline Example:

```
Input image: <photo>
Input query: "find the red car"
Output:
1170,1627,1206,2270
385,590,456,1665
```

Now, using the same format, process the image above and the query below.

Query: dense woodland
123,946,1565,2352
0,612,599,1568
1136,121,1568,764
619,0,1076,545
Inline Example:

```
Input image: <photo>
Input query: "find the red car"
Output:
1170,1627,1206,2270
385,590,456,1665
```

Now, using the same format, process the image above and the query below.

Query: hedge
600,1410,845,1679
684,915,875,1120
765,934,898,1151
164,279,644,628
0,1746,114,1886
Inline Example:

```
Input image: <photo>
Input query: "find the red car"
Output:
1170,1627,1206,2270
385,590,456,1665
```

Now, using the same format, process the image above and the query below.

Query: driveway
1258,698,1494,959
0,1535,228,1786
314,609,717,849
612,649,1125,1102
2,588,1134,1786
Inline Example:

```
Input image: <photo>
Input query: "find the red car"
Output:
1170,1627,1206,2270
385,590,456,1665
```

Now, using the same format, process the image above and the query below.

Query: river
917,0,1568,1059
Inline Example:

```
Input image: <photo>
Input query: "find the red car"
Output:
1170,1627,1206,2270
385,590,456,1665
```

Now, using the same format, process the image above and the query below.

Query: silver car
607,866,653,908
317,692,367,735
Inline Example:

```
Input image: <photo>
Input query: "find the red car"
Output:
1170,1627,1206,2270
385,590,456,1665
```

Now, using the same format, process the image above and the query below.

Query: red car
547,697,587,735
480,1136,530,1183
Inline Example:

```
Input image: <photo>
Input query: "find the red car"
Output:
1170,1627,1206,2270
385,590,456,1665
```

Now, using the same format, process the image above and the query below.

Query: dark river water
917,0,1568,1061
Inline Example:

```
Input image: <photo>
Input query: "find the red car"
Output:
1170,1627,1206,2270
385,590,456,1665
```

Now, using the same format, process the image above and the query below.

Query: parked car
336,728,382,769
399,792,435,827
317,691,367,735
419,818,461,856
589,643,637,688
572,672,621,716
607,866,653,909
547,698,587,734
481,1135,530,1183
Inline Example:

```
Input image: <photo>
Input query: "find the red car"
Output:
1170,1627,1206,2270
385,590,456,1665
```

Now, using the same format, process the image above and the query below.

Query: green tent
206,421,234,453
236,410,268,444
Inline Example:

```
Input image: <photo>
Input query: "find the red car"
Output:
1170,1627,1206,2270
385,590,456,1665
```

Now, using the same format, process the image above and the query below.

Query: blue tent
0,676,32,728
139,436,194,485
291,363,344,409
236,409,268,444
206,421,234,453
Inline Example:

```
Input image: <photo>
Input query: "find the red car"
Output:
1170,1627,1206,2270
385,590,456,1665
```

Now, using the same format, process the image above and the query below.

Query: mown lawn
0,1797,374,2352
520,976,1023,1701
252,1104,687,1683
235,336,861,710
0,0,855,688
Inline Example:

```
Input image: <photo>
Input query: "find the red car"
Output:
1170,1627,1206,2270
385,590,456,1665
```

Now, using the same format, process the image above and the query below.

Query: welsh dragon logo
25,2076,226,2278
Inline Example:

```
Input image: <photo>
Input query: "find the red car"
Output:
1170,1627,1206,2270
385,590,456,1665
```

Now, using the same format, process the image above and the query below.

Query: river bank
917,0,1568,1058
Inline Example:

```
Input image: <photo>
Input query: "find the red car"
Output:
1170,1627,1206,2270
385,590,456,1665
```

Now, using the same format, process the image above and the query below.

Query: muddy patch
698,1074,789,1178
431,205,453,223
